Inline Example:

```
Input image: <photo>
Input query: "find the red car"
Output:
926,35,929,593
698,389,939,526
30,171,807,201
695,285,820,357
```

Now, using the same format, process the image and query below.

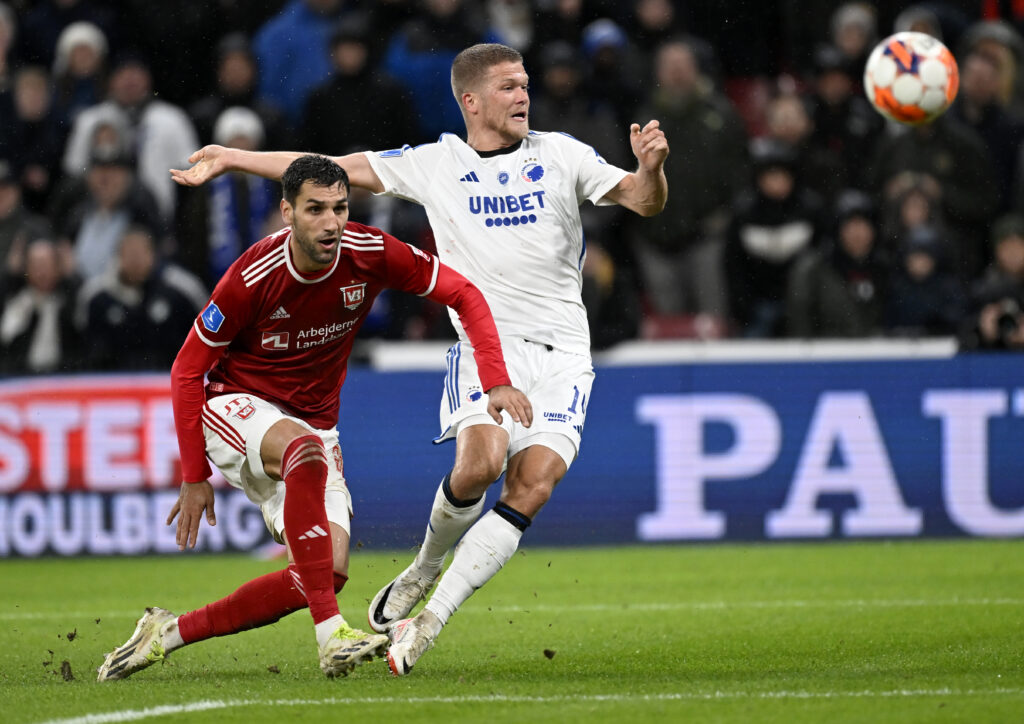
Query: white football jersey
364,131,629,356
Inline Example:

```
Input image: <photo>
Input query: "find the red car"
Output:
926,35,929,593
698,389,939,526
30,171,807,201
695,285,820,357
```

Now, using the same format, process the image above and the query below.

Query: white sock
161,618,185,653
414,477,485,573
314,613,347,648
425,510,523,625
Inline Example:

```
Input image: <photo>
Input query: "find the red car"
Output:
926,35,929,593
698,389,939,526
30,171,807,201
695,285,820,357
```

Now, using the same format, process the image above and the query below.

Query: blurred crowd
2,0,1024,377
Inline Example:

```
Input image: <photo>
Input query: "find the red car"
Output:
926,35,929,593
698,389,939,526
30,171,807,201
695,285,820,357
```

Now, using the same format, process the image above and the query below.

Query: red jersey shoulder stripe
343,228,384,242
240,230,289,287
340,230,384,252
242,247,287,287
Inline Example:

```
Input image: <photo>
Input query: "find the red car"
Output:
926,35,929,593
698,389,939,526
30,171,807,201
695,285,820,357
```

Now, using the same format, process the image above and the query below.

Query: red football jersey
171,221,510,482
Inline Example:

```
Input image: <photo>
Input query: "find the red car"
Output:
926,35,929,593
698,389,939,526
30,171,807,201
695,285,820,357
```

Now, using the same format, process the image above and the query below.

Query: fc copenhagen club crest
340,283,366,310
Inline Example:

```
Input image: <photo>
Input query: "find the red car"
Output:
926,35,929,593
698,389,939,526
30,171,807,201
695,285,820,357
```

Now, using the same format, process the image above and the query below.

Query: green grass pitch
2,540,1023,723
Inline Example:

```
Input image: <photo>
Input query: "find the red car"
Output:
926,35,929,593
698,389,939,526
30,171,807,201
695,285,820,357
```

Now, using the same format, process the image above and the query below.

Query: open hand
170,145,231,187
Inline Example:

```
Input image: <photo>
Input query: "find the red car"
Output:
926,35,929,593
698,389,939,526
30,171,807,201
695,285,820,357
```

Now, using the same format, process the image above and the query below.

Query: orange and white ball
863,31,959,125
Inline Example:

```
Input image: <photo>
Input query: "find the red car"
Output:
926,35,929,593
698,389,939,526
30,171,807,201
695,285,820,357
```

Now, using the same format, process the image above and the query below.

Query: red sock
280,434,337,624
178,568,348,643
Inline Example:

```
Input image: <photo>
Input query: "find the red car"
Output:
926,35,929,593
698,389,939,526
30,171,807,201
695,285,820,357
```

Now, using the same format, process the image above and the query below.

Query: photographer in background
959,213,1024,350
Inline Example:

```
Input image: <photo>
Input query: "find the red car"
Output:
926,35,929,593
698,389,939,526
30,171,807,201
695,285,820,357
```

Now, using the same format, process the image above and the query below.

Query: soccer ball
863,32,959,125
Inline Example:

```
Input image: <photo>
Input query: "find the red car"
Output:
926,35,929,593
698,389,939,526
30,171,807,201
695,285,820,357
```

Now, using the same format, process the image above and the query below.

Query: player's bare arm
602,120,670,217
485,384,533,427
166,479,217,551
170,145,384,192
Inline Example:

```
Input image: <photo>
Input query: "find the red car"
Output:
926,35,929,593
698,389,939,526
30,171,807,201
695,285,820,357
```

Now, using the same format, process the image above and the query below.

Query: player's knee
453,455,503,490
505,477,554,517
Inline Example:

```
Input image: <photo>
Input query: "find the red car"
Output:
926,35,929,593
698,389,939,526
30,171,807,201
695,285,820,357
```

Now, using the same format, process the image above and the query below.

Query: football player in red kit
97,154,531,680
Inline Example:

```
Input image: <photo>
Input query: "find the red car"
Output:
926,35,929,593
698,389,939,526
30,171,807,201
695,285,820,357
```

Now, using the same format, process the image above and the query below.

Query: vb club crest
340,283,366,310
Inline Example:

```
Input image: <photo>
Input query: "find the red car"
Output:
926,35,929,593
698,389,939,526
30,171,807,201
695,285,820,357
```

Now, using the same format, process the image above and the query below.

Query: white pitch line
34,688,1024,724
4,597,1023,621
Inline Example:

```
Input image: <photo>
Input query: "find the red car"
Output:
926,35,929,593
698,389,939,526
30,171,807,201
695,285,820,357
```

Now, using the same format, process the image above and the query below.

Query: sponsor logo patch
201,303,225,333
261,332,290,350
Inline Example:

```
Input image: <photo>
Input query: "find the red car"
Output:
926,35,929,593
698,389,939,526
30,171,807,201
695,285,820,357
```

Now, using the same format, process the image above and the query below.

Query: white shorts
434,338,594,470
202,393,352,544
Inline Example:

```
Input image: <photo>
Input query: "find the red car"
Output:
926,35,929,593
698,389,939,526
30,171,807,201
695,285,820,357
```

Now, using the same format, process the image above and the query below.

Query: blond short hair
450,43,523,103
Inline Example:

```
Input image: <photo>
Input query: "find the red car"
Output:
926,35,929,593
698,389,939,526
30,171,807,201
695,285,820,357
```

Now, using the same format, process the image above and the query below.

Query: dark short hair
281,154,350,205
451,43,523,100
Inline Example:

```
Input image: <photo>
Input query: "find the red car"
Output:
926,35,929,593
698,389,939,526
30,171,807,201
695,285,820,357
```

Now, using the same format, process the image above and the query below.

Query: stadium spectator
0,236,80,374
785,189,890,338
528,0,593,69
0,4,14,151
886,224,967,337
958,19,1024,120
62,52,199,225
879,173,951,254
0,2,14,79
6,66,66,212
960,213,1024,349
828,2,877,79
0,159,53,293
76,225,206,370
949,50,1024,211
177,107,280,288
867,115,998,283
893,4,945,40
627,37,746,325
528,41,628,169
14,0,116,69
761,92,844,205
188,33,290,151
582,239,640,349
301,15,413,154
803,43,883,196
60,142,162,281
253,0,346,126
579,18,647,129
384,0,496,141
626,0,721,86
51,21,107,126
115,1,225,108
484,0,533,51
725,138,824,338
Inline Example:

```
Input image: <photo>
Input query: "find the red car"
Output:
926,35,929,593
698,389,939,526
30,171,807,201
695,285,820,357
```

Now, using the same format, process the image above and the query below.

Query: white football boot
367,562,440,633
318,622,389,678
97,607,177,681
386,610,441,676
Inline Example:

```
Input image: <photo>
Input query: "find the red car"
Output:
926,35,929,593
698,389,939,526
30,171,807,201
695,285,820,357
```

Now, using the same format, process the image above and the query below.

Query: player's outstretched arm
166,480,217,551
602,120,670,217
170,145,301,186
170,145,384,192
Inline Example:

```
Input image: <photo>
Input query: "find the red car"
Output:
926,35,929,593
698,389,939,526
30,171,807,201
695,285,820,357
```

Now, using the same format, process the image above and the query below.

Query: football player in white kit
172,42,669,676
